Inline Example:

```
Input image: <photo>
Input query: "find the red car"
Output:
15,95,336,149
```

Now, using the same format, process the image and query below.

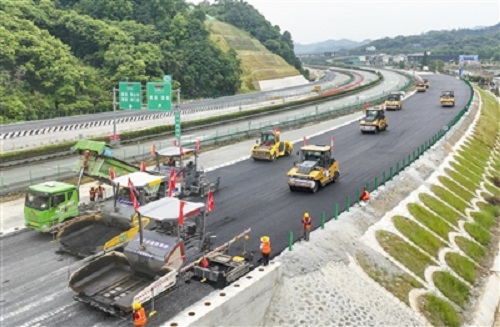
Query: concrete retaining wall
258,76,309,92
162,262,282,327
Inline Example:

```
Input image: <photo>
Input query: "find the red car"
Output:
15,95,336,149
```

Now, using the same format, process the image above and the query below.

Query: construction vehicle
287,145,340,193
416,82,427,92
68,197,252,315
57,172,168,258
440,91,455,107
313,85,321,92
24,181,98,232
153,145,220,197
359,106,387,134
384,93,403,110
424,79,430,89
251,129,293,161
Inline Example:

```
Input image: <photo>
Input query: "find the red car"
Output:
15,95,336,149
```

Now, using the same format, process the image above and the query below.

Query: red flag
173,139,177,146
180,146,184,157
195,139,201,154
273,126,280,132
364,102,369,110
178,200,186,226
140,161,146,172
109,168,116,180
207,191,214,212
331,136,336,150
168,169,176,197
303,136,308,146
128,178,139,211
151,144,156,158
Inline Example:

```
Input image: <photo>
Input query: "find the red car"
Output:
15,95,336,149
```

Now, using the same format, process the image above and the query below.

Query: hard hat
260,236,269,242
304,212,309,218
133,302,142,310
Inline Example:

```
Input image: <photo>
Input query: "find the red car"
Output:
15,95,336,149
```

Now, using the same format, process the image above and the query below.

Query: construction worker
133,302,148,327
260,236,271,266
89,187,96,202
301,212,312,241
97,184,104,201
360,187,370,202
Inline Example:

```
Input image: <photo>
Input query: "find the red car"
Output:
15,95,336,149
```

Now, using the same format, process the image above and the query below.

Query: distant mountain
294,39,371,54
349,23,500,60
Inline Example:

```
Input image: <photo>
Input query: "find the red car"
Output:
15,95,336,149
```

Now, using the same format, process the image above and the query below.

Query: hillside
206,19,301,92
0,0,305,123
294,39,371,54
351,23,500,60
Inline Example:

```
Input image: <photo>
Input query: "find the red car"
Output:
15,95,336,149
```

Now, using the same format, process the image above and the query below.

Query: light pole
111,87,119,146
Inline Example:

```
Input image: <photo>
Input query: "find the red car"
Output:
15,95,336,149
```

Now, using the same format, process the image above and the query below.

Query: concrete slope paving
0,74,468,326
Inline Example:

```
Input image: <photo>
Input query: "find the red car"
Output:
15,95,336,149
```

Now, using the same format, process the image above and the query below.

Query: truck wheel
333,171,340,183
270,154,276,161
374,127,379,134
311,182,319,193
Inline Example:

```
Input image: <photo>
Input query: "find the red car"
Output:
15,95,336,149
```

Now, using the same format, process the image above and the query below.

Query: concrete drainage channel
164,263,282,327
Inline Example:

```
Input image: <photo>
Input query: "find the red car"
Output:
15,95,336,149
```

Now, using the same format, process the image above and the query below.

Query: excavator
251,128,293,161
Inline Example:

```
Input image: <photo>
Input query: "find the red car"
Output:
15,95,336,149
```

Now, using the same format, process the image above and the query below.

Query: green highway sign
147,82,172,111
119,82,142,110
174,111,181,139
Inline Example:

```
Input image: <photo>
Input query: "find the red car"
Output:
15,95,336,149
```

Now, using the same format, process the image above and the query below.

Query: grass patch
433,271,470,308
477,201,500,217
408,203,454,240
445,252,477,284
438,176,476,203
419,293,461,327
444,168,479,191
457,149,488,170
393,215,445,258
431,185,469,215
454,156,484,176
356,252,422,306
464,222,491,246
450,162,482,185
376,230,434,280
484,182,499,197
470,211,496,230
455,236,486,262
419,193,462,226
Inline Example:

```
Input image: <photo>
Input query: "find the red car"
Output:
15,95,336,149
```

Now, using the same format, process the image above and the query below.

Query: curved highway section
0,74,470,327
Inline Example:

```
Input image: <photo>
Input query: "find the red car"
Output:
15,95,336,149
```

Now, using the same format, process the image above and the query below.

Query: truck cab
360,106,387,133
416,83,427,92
24,182,80,232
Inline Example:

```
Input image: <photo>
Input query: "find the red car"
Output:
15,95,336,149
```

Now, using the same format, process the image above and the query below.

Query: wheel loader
251,129,293,161
287,145,340,193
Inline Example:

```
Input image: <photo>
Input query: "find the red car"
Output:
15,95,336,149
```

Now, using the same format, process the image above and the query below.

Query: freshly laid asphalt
0,74,471,326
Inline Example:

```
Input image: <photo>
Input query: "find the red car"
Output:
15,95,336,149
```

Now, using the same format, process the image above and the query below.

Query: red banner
179,200,186,226
207,191,214,212
168,169,176,197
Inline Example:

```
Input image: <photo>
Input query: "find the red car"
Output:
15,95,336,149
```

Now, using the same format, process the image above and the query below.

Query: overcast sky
192,0,499,44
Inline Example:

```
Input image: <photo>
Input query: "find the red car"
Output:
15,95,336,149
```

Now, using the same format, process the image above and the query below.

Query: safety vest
260,241,271,255
134,307,148,327
361,191,370,201
302,216,312,230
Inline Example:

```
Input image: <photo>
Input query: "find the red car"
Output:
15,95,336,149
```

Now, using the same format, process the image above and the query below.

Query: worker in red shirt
301,212,312,242
360,187,370,202
133,302,148,327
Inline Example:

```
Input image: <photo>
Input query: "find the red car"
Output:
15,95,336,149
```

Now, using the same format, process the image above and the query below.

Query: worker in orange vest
133,302,148,327
89,187,96,202
360,187,370,202
301,212,312,242
260,236,271,266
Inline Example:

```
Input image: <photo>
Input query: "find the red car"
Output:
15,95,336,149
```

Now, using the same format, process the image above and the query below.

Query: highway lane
0,74,471,326
0,70,389,191
0,70,343,134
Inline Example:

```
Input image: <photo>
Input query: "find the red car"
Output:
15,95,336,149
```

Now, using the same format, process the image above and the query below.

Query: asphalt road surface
0,74,471,326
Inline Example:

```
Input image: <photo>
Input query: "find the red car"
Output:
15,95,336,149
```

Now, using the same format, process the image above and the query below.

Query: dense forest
0,0,304,123
351,24,500,60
